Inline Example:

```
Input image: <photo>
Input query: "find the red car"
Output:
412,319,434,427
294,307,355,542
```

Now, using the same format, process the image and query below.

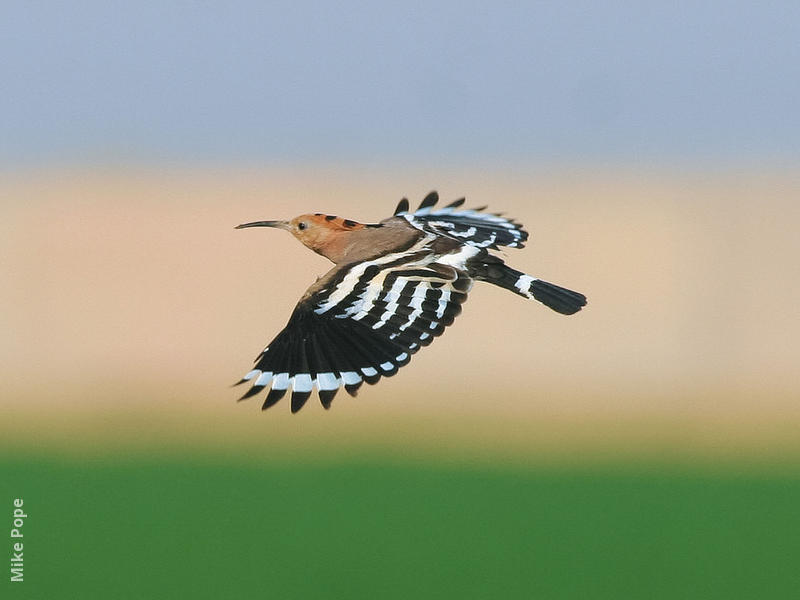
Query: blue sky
2,1,798,167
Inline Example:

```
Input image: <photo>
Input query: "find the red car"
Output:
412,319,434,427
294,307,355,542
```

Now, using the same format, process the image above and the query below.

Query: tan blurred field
2,167,799,460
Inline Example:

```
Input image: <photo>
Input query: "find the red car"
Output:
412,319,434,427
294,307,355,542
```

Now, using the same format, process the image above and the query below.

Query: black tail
475,263,587,315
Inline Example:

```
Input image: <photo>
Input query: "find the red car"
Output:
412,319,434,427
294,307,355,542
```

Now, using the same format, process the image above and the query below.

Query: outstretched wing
394,191,528,250
236,245,475,413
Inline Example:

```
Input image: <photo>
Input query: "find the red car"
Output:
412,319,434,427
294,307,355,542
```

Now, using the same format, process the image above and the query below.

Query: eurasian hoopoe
235,191,587,413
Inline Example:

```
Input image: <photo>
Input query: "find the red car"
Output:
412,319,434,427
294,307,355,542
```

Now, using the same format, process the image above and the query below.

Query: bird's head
236,213,368,262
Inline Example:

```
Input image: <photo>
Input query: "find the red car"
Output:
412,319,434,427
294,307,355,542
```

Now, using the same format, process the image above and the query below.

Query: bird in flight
235,191,586,413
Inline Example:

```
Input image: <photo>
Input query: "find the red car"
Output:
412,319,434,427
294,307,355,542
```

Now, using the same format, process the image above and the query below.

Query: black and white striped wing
395,191,528,250
236,254,473,413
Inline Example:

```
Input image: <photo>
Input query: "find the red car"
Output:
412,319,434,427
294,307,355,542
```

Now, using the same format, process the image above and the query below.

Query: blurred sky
3,1,799,169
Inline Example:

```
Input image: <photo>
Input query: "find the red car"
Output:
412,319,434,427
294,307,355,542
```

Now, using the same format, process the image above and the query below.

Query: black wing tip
239,385,266,401
243,385,347,413
394,197,410,215
419,191,439,210
291,390,312,413
345,381,362,397
362,371,381,385
402,191,474,214
380,365,399,377
318,388,338,409
262,387,287,410
445,197,466,209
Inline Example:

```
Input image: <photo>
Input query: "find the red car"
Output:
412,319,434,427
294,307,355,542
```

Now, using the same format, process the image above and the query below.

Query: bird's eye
298,222,307,231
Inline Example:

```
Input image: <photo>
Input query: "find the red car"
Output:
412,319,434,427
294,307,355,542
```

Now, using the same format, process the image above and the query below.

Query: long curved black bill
235,220,288,230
